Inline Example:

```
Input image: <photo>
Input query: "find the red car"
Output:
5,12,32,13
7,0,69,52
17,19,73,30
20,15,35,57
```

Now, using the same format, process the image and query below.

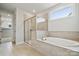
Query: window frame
36,16,46,23
48,6,73,21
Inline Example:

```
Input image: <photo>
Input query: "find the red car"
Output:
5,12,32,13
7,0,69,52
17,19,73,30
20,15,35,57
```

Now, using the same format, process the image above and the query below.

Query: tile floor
0,42,43,56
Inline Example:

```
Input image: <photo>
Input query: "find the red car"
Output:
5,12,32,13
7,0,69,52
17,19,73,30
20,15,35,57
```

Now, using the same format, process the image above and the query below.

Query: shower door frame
24,16,36,43
0,15,1,43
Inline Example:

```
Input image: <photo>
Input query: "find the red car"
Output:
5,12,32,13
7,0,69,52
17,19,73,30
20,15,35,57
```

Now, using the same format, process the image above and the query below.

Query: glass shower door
0,15,2,43
24,20,31,43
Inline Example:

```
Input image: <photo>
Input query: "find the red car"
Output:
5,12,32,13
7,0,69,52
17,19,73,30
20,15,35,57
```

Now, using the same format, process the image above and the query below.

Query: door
24,20,31,43
0,15,2,43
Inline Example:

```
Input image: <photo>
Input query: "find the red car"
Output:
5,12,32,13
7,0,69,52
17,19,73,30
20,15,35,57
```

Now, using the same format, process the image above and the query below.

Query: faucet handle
42,37,46,40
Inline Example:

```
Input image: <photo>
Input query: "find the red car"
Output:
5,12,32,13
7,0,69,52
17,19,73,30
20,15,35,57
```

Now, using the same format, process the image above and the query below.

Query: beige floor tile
0,42,43,56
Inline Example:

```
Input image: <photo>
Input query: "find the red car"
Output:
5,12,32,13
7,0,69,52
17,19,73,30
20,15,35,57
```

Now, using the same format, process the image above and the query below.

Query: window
49,7,72,20
36,17,45,23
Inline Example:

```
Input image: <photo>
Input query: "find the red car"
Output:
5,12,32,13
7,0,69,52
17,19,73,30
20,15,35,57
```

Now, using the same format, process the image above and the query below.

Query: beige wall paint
37,22,47,30
48,31,79,42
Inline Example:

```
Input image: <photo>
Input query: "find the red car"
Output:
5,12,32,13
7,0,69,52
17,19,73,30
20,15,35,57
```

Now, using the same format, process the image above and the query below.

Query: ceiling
0,3,57,14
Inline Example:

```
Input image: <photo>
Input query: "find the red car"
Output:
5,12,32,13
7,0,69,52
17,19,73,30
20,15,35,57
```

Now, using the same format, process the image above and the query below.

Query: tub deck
37,37,79,52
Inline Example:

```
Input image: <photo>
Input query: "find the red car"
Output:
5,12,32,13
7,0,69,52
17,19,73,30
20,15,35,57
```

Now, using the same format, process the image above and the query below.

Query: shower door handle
30,29,32,31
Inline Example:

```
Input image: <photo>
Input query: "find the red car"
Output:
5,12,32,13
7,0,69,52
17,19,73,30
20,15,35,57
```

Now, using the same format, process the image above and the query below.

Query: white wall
15,8,33,45
16,8,24,44
48,16,79,31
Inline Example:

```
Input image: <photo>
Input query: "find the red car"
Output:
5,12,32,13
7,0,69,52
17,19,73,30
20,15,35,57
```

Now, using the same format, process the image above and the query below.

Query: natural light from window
49,7,72,20
36,17,45,23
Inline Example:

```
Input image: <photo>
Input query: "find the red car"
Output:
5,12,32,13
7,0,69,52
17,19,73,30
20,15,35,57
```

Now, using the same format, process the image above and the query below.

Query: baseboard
16,41,24,45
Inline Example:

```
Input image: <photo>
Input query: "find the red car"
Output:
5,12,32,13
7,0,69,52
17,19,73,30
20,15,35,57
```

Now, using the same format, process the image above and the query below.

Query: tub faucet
42,36,46,40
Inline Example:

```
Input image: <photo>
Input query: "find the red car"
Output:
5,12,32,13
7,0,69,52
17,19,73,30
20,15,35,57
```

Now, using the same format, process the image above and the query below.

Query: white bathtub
37,37,79,52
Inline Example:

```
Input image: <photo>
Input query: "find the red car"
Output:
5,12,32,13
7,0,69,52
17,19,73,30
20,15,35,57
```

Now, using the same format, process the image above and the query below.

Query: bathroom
0,3,79,56
24,3,79,56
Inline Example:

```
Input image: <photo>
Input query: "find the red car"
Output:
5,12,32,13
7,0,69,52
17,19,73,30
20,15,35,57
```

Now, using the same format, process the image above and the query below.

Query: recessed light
8,14,10,16
33,9,36,13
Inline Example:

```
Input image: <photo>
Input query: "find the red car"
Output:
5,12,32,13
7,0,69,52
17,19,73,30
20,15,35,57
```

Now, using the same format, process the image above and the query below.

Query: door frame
0,15,1,43
24,16,35,43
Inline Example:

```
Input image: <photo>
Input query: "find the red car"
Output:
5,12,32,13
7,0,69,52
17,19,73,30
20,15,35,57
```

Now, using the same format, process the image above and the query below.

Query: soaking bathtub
37,37,79,52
